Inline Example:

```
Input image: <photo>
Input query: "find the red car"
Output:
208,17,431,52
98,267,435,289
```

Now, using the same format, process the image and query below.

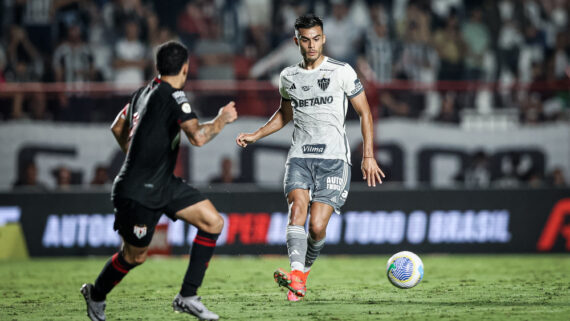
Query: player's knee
309,222,327,240
202,212,224,234
289,202,308,220
210,213,224,233
122,247,148,265
132,252,148,265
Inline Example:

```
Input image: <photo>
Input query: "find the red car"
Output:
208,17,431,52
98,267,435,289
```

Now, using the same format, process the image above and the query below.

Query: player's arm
236,98,293,147
110,107,129,153
350,91,385,187
180,101,237,147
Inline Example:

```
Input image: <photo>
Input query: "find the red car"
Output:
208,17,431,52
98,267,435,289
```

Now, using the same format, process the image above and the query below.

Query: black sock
92,251,137,301
180,230,219,297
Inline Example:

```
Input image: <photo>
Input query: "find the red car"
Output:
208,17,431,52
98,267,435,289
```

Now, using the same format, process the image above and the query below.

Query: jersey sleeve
171,90,198,123
339,64,364,99
278,70,292,100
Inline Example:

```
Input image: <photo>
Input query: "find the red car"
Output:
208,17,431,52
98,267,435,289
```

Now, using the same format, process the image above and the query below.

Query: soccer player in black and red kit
80,41,237,321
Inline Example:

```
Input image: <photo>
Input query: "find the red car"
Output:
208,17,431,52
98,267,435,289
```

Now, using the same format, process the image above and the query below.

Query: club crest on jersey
318,77,330,91
133,225,147,239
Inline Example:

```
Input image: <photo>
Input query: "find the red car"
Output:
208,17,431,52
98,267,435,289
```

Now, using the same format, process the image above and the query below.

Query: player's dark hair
156,41,189,76
294,14,324,31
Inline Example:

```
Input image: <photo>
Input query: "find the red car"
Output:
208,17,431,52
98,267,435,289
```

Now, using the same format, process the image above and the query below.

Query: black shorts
113,180,206,247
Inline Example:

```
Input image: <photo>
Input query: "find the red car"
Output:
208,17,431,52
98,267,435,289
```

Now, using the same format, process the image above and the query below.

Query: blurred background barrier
2,119,569,190
1,188,569,257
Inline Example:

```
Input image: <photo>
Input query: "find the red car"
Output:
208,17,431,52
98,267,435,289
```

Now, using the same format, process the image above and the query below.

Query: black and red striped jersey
112,78,197,208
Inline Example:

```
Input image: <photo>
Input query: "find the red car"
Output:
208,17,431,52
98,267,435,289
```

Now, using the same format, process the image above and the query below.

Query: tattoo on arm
198,122,220,143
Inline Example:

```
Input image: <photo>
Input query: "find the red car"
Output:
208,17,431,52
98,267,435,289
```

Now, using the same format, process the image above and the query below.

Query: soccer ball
386,251,424,289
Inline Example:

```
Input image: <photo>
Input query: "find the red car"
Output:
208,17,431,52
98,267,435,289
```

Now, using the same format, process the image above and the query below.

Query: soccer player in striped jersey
236,14,385,301
80,41,237,321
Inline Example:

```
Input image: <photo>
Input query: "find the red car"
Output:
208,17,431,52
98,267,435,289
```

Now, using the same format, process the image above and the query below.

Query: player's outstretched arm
350,92,385,187
181,101,237,147
110,106,129,153
236,98,293,148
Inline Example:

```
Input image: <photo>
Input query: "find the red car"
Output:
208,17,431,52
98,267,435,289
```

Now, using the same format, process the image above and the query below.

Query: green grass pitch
1,254,569,320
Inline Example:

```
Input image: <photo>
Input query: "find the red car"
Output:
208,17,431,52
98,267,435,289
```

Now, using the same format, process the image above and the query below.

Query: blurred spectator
364,4,394,84
150,25,179,61
0,0,566,125
53,24,96,83
103,0,148,40
541,0,568,47
12,161,48,191
461,7,491,80
395,2,431,44
273,0,308,42
5,24,46,120
393,14,438,83
219,0,248,52
248,0,307,81
493,153,532,187
54,0,89,43
18,0,58,54
113,20,150,86
547,167,567,187
86,0,115,81
435,92,460,123
497,19,523,77
323,0,362,66
518,23,546,83
527,170,544,188
552,32,569,80
431,0,464,27
433,10,465,80
462,150,491,188
209,157,243,184
177,0,219,51
242,0,273,60
53,165,75,190
91,164,110,186
520,92,545,124
52,24,96,121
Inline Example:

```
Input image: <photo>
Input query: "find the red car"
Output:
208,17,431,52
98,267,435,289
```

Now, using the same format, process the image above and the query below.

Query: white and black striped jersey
279,56,364,165
365,30,395,83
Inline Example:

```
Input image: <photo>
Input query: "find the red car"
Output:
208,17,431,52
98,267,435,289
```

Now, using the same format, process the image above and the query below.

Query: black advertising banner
1,188,569,257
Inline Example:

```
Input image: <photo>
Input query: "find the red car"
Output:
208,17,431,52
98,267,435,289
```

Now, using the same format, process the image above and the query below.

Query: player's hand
361,157,385,187
236,133,258,148
219,101,237,124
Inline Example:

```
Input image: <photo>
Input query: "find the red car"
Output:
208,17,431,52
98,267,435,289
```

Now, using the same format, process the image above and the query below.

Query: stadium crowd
0,0,568,123
1,0,568,190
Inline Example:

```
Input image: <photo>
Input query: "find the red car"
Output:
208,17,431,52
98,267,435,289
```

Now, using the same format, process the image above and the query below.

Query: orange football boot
274,268,306,298
286,270,310,301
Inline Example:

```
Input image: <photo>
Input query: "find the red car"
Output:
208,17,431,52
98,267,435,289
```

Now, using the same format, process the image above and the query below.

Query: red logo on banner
537,199,570,251
226,213,271,245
